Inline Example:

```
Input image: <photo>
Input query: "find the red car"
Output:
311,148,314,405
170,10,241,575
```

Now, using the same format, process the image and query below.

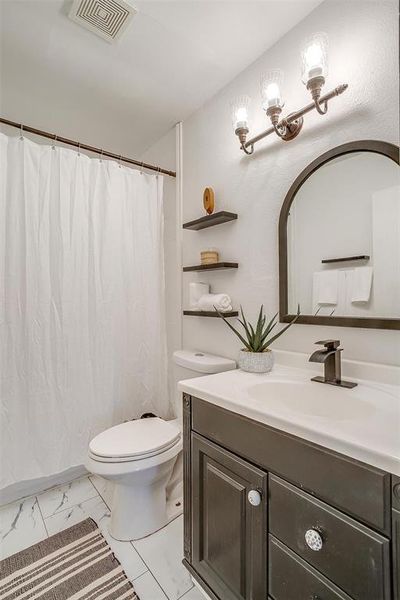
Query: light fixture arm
307,75,329,115
241,142,254,155
239,83,348,153
314,99,329,115
266,106,288,139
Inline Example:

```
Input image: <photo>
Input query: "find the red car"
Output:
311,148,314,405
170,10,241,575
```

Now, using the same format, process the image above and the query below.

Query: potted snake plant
215,304,300,373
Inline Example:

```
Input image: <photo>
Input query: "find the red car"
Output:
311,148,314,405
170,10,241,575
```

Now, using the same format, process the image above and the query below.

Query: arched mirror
279,140,400,329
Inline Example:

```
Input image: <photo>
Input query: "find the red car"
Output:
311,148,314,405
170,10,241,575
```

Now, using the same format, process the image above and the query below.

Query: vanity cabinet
393,476,400,600
183,394,398,600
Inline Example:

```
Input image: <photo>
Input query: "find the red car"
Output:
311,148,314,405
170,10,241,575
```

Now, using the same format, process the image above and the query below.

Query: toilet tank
172,350,236,419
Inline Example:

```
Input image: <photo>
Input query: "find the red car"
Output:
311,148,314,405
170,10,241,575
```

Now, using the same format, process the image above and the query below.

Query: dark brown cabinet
183,394,398,600
191,433,267,600
394,509,400,600
393,477,400,600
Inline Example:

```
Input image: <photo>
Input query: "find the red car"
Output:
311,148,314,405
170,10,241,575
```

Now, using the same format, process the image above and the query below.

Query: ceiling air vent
69,0,136,43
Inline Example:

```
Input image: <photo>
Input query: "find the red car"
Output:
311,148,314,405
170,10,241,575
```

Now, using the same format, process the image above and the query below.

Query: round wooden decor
203,187,215,215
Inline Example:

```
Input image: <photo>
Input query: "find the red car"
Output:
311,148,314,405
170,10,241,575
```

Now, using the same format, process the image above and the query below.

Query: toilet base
109,478,167,541
109,481,183,541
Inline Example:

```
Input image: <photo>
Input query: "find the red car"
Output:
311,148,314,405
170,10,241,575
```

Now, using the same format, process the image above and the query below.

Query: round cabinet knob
305,528,323,551
247,490,262,506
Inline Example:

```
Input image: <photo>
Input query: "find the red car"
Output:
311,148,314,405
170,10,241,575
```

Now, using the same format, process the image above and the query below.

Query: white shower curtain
0,132,171,490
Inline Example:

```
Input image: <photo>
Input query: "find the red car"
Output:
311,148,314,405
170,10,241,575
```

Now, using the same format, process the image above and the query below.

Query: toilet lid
89,418,181,460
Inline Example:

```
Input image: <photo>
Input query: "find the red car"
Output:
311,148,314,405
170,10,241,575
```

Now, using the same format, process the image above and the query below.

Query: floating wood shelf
321,255,370,264
183,262,238,272
183,310,239,317
182,211,238,231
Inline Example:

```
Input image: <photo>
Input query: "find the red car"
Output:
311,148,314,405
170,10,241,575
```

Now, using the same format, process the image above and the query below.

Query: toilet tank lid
173,350,236,374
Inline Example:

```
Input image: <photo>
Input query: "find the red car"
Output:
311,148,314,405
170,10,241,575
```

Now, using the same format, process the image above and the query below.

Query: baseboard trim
1,465,87,507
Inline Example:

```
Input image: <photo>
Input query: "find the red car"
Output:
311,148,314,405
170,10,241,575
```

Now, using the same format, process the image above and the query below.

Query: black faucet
309,340,357,388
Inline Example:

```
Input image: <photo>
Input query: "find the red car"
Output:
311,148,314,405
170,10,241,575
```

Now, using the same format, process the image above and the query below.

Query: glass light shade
301,32,329,84
260,69,284,110
231,95,251,131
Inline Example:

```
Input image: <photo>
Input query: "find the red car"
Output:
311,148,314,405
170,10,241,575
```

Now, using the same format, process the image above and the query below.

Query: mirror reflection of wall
287,151,400,319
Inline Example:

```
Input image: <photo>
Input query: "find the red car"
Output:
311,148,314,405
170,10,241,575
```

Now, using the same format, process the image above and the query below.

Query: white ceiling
0,0,322,156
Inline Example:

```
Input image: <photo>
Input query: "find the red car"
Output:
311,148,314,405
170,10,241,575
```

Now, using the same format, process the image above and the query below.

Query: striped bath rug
0,518,139,599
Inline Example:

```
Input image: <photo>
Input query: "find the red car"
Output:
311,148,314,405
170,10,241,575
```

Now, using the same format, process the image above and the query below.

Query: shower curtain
0,132,171,490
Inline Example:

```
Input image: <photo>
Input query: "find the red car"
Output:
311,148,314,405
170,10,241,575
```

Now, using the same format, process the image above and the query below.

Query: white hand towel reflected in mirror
351,266,373,303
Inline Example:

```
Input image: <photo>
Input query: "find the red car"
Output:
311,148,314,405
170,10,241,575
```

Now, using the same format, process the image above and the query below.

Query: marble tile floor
0,475,204,600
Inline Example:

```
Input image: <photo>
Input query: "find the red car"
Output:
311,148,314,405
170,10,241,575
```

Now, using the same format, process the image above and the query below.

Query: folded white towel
198,293,232,312
313,270,339,305
189,282,210,308
351,266,373,302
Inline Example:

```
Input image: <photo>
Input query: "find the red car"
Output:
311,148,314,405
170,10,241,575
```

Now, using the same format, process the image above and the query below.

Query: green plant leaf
253,305,264,351
239,306,252,340
261,306,300,350
214,307,252,351
238,306,253,345
260,313,278,342
217,304,300,354
237,320,253,346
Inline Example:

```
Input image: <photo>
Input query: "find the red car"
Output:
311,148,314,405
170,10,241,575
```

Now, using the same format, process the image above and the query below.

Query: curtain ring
99,149,103,162
157,166,161,178
118,155,122,168
19,124,24,141
140,161,144,175
77,142,81,157
52,134,57,150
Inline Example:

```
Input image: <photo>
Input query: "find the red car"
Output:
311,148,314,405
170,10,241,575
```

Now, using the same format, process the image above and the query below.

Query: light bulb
260,69,284,110
301,33,328,84
230,95,251,131
235,107,248,127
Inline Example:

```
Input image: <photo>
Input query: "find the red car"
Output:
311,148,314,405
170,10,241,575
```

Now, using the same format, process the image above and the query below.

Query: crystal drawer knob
247,490,262,506
305,528,323,551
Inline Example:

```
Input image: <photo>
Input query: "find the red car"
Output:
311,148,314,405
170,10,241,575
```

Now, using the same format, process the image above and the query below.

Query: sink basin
247,380,377,420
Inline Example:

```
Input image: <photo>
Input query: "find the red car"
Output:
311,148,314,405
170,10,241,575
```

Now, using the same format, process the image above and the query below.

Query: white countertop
178,364,400,476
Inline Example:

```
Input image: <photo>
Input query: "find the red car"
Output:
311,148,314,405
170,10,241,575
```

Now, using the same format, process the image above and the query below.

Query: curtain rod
0,117,176,178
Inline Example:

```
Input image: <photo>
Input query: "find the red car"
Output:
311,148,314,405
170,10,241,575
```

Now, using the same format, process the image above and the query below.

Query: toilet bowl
86,418,181,541
86,350,236,541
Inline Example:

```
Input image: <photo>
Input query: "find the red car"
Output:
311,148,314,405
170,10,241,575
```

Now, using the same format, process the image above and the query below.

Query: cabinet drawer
191,397,390,533
269,475,390,600
269,535,353,600
269,475,391,600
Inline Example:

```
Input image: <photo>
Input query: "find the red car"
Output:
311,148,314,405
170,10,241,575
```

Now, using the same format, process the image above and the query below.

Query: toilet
86,350,236,541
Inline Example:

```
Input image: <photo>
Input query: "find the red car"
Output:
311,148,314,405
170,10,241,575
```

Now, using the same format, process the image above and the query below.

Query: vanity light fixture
233,33,348,155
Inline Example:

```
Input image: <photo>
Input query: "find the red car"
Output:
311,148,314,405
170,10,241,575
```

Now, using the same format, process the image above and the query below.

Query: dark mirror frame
279,140,400,330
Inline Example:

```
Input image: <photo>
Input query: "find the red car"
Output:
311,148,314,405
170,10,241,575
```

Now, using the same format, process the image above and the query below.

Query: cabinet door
191,433,267,600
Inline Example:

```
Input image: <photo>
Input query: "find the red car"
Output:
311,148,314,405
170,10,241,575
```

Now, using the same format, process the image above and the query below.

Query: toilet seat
89,417,181,463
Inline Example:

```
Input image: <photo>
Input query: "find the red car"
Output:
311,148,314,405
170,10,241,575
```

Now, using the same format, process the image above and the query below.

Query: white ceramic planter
238,349,274,373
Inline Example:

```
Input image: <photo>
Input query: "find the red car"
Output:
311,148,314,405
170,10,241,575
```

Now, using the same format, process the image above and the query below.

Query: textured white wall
181,0,400,366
